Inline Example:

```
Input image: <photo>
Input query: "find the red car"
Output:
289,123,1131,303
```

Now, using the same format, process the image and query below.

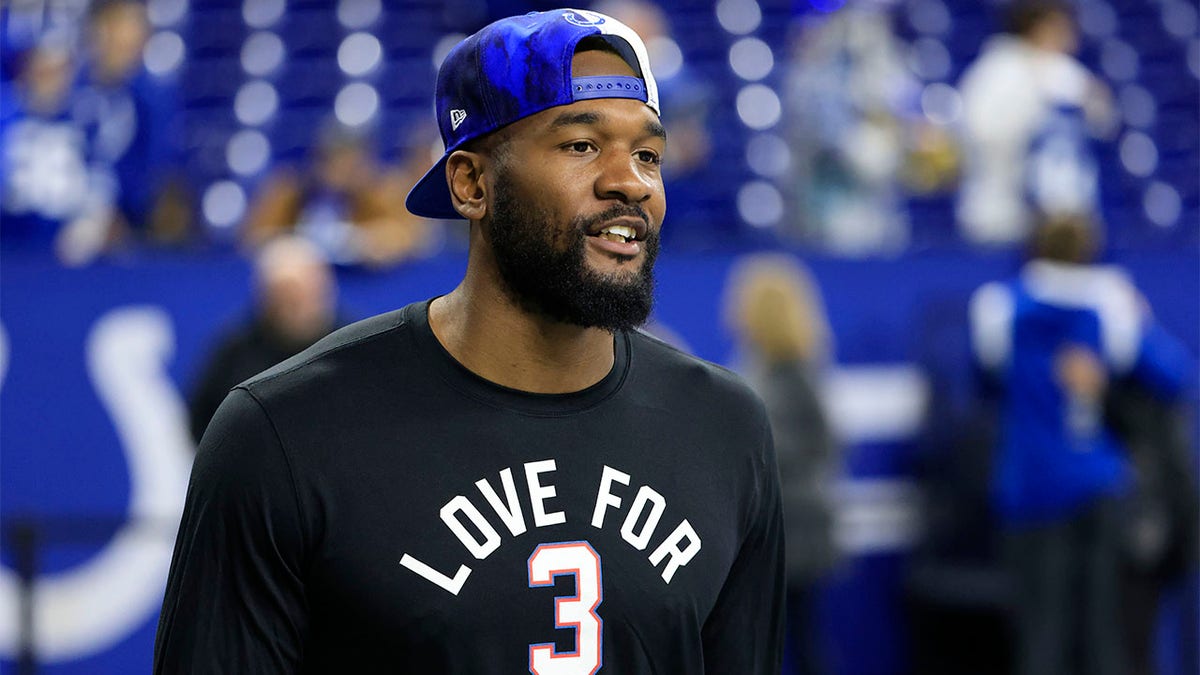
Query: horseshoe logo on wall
0,307,193,661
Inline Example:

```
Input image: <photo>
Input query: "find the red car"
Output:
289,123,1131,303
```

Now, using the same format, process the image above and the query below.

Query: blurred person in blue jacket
968,214,1192,675
957,1,1115,247
726,253,839,675
0,37,116,264
75,0,192,246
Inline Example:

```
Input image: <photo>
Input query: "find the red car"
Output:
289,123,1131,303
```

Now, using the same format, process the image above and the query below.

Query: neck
428,264,616,395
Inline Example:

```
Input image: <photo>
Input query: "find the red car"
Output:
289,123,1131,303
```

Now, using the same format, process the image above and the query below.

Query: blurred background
0,0,1196,672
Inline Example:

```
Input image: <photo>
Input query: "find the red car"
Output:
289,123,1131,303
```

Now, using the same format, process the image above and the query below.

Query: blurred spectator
725,253,838,675
781,3,920,255
1106,338,1198,675
242,120,436,268
591,0,718,246
905,289,1012,675
957,0,1115,247
75,0,192,246
188,235,341,444
968,214,1192,675
0,37,115,264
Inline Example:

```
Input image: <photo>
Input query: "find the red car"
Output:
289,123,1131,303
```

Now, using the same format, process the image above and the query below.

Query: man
187,236,340,444
155,9,785,673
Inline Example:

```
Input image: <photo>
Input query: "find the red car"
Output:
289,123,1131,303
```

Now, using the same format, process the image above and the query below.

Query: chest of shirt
279,405,751,650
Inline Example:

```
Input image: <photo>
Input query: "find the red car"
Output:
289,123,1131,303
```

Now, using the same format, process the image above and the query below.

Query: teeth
598,224,636,242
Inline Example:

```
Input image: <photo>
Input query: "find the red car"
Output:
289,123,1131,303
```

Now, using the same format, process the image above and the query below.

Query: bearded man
155,9,784,673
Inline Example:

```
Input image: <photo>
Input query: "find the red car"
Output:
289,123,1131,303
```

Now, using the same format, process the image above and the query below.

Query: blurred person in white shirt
957,1,1115,247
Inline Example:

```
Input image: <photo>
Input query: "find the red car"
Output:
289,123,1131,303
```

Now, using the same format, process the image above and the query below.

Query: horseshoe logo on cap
563,10,606,27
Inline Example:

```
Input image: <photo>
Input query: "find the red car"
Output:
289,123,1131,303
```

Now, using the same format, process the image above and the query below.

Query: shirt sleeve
154,387,309,673
701,409,787,673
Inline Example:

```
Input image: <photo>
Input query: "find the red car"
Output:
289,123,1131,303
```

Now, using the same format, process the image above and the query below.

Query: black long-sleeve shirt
155,299,785,673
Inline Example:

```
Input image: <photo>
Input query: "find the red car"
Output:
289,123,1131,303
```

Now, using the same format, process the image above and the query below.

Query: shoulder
960,37,1025,85
970,280,1015,313
1019,261,1138,312
969,281,1017,368
969,280,1016,326
1018,262,1145,370
627,329,768,429
205,319,261,354
240,305,413,396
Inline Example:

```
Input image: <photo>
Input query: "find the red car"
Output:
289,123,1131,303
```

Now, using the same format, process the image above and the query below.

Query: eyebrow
549,111,602,130
548,110,668,142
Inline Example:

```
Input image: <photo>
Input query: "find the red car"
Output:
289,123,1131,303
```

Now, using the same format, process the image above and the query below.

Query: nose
594,152,655,205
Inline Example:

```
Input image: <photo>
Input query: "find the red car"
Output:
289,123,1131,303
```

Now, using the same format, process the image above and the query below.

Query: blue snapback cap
405,9,660,219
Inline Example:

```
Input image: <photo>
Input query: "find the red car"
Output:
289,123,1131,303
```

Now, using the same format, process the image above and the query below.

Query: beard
484,170,659,332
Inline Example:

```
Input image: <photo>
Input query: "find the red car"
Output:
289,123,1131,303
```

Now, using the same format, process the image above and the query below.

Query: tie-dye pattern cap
405,9,660,219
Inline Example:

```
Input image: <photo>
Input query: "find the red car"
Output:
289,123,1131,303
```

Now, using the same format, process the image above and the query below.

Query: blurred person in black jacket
1106,341,1198,675
188,235,340,443
725,253,839,675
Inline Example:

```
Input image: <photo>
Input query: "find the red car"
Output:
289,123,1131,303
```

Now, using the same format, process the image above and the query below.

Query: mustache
575,204,651,233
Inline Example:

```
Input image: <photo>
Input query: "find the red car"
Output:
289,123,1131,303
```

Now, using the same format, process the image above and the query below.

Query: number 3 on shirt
527,541,603,675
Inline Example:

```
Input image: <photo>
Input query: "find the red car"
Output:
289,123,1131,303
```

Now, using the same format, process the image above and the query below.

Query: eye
565,140,596,154
636,149,662,166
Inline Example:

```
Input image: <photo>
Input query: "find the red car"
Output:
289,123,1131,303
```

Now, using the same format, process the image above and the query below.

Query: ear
446,150,488,221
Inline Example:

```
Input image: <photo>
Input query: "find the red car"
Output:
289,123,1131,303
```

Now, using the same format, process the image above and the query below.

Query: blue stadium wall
1,245,1195,673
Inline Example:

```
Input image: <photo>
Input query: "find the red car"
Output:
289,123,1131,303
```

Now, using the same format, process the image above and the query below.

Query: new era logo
450,109,467,130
